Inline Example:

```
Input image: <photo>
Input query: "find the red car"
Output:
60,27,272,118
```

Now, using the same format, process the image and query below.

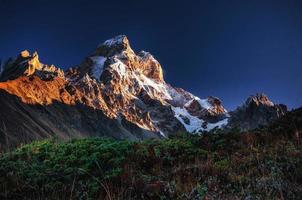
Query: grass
0,109,301,199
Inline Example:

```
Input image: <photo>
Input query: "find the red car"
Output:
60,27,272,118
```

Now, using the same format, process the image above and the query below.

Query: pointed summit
103,35,130,47
24,51,42,76
228,93,287,130
246,93,274,107
77,35,164,82
20,50,30,58
0,50,63,81
95,35,134,57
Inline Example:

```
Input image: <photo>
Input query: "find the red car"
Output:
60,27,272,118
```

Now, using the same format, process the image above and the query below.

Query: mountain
0,35,287,148
228,93,287,130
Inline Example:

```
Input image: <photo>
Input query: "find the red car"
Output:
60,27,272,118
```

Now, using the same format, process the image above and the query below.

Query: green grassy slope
0,108,301,200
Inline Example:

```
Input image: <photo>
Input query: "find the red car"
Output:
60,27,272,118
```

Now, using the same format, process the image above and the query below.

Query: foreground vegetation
0,109,301,199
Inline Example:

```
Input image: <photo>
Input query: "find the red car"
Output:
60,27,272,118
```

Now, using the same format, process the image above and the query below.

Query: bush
0,119,301,199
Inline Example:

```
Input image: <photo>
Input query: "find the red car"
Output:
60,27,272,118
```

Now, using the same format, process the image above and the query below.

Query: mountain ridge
0,35,287,147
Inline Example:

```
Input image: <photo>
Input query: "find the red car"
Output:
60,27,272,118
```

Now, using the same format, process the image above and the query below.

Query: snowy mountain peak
0,36,287,143
46,35,232,135
103,35,129,47
77,35,164,84
96,35,134,57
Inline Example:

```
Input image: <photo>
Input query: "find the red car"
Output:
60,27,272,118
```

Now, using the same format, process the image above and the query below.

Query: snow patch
167,87,184,102
134,73,172,100
110,59,127,77
205,118,228,131
90,56,106,81
172,107,204,133
184,97,215,110
172,106,229,133
195,97,213,110
159,131,167,138
103,35,125,46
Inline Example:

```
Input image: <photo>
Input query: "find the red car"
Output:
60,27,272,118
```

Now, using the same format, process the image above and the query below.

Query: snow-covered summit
69,35,230,135
95,35,134,57
0,35,287,142
103,35,128,47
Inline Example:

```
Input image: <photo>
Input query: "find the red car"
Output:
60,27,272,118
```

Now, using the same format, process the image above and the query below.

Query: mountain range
0,35,287,148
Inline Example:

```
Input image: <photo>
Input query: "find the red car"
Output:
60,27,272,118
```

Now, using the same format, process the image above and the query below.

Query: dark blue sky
0,0,301,110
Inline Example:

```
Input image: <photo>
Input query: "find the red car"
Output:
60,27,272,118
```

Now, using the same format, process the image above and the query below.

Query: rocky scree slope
0,35,286,147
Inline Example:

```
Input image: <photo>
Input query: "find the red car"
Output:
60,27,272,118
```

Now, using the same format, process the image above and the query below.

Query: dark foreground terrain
0,108,301,200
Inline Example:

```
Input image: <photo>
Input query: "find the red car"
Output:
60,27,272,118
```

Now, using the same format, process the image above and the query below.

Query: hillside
0,108,301,199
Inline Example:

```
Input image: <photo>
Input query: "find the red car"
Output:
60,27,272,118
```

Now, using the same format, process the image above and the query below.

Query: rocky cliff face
0,35,287,147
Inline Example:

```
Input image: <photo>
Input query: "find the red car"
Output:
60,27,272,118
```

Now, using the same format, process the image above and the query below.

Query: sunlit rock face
0,35,287,146
0,50,64,81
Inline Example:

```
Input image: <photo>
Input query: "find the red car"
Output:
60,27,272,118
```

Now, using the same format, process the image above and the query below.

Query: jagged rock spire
0,50,64,81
